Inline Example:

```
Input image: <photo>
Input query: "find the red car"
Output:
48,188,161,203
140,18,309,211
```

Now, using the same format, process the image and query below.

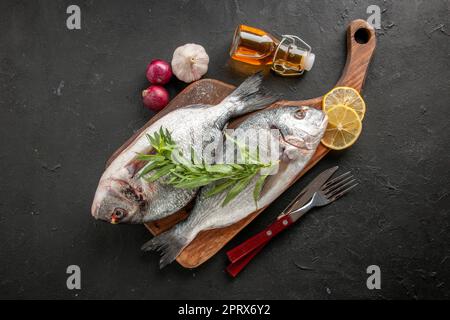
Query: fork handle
226,216,294,264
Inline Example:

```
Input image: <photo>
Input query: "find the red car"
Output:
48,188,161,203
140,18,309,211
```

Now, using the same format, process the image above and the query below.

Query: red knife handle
226,216,294,264
226,242,267,277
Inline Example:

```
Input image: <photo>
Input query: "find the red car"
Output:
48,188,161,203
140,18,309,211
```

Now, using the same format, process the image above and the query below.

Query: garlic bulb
171,43,209,83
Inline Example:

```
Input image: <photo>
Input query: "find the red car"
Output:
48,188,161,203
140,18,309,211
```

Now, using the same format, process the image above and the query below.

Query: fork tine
321,171,351,190
328,183,359,202
325,179,357,198
322,175,354,194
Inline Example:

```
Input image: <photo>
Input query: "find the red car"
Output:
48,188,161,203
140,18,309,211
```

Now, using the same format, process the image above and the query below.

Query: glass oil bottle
229,25,315,76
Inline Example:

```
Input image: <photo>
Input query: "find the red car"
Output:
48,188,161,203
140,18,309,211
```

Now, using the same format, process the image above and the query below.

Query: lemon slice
323,86,366,120
321,105,362,150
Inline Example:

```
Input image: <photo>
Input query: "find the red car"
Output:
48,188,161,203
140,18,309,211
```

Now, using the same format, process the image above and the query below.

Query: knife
277,166,339,218
226,166,339,277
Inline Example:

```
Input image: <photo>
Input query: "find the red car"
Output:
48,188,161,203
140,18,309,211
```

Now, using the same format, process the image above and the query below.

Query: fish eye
295,109,306,120
112,208,127,221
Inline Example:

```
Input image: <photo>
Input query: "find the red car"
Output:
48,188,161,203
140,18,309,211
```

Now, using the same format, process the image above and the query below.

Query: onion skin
142,85,170,111
146,59,172,85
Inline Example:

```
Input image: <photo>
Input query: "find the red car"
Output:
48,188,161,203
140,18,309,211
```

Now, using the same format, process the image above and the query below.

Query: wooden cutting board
107,19,376,268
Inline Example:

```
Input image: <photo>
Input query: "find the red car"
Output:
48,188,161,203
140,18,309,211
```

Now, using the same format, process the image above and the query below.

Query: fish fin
141,228,191,269
221,72,279,117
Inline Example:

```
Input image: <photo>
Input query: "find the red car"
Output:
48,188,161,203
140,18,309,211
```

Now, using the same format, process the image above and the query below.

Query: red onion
146,59,172,85
142,85,170,111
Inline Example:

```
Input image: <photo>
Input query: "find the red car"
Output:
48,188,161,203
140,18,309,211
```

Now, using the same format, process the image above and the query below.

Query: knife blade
278,166,339,219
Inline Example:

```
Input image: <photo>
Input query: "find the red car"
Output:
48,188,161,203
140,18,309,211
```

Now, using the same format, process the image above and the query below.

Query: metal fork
289,171,358,221
226,171,358,277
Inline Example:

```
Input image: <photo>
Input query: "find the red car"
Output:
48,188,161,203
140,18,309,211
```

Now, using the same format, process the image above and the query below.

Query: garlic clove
171,43,209,83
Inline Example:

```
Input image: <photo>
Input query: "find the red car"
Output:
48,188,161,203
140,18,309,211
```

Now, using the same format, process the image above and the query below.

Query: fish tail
141,226,193,268
221,72,279,116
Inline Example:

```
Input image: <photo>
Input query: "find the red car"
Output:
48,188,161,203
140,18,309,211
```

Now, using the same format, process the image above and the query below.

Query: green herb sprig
137,127,274,206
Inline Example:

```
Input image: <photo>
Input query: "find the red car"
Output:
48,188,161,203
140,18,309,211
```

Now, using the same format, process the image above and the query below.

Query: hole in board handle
354,28,371,44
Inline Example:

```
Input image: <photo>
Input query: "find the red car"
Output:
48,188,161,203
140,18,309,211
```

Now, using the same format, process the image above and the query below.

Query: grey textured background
0,0,449,299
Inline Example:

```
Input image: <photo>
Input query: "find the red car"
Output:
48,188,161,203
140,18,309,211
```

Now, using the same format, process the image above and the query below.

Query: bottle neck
272,35,313,76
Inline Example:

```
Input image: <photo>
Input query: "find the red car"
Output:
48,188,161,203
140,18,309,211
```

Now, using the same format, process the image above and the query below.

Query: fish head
91,178,145,224
278,106,328,159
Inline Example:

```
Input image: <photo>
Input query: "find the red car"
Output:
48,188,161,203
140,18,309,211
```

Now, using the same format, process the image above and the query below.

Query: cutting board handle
276,19,376,109
336,19,376,92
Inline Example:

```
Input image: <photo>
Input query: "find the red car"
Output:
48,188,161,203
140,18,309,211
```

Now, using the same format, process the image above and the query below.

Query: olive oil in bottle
230,25,279,66
229,25,315,76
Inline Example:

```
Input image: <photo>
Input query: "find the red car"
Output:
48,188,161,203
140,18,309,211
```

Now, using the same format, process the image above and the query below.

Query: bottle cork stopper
304,53,315,71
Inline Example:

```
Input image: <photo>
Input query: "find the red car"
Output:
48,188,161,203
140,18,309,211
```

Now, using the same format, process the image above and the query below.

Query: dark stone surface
0,0,449,299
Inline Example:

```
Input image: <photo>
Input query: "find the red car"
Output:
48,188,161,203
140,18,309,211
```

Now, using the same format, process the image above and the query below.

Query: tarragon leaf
222,174,255,207
137,154,165,162
205,164,233,174
253,174,269,207
171,151,192,168
146,134,157,149
139,127,274,203
173,176,219,189
139,160,166,178
145,164,175,182
204,179,236,198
